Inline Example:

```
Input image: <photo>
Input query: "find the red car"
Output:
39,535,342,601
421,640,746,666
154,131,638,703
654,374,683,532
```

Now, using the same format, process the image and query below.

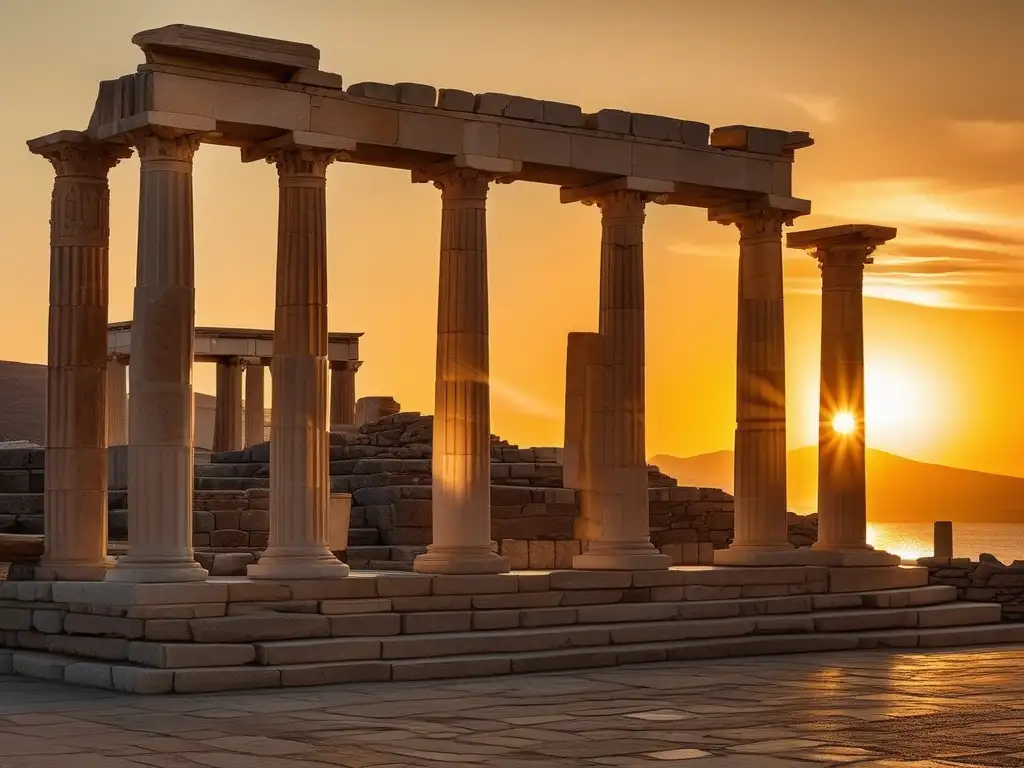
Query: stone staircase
3,565,1023,694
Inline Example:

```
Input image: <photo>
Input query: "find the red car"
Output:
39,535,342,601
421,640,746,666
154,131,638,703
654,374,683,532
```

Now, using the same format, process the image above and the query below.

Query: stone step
9,622,1024,694
347,528,380,547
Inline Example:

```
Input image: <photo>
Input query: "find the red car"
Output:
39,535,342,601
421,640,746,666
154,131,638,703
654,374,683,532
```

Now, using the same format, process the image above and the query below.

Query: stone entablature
86,25,812,207
106,322,363,450
107,322,360,365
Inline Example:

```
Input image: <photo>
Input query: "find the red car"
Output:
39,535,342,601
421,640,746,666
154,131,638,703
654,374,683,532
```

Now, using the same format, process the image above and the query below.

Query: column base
414,545,510,575
35,558,114,582
807,546,902,567
574,541,671,571
105,555,209,583
714,544,794,567
247,548,350,580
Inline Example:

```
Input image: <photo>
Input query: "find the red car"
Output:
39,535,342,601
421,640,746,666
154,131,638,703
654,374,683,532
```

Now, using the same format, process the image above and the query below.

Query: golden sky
1,0,1022,477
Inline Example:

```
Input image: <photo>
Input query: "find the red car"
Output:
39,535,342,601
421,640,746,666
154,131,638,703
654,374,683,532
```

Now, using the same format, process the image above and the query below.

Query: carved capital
432,168,492,202
39,142,130,179
271,148,342,181
595,189,648,223
813,244,876,269
133,134,202,164
731,208,790,242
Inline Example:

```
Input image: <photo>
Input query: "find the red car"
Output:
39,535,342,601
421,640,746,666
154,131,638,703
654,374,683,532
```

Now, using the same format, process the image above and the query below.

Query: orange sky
1,0,1022,477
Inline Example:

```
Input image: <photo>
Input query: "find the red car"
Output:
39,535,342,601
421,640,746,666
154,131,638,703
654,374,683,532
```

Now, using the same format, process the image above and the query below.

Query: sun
832,411,857,435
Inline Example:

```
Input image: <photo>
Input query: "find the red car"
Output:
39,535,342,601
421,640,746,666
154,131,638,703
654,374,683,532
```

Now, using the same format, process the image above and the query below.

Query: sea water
868,522,1024,563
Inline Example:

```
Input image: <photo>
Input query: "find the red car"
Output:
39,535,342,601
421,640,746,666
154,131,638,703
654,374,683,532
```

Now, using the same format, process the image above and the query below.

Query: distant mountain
651,448,1024,524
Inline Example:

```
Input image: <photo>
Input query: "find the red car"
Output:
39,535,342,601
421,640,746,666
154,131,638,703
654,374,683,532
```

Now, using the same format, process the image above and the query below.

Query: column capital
412,155,522,200
709,195,811,240
787,224,897,268
131,132,203,166
560,176,673,209
28,131,132,178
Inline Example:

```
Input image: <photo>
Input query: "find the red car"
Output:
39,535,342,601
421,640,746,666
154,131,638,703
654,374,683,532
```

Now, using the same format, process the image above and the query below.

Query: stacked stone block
921,554,1024,622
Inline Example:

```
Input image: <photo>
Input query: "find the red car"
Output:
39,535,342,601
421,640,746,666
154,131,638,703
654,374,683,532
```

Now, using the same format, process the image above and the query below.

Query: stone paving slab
0,646,1023,766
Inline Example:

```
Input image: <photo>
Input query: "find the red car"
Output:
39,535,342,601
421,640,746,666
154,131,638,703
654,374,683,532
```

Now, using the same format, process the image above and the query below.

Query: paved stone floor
0,647,1023,767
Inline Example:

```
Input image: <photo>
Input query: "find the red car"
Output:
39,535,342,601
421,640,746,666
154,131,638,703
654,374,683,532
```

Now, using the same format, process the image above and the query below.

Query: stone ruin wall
920,555,1024,622
1,412,821,576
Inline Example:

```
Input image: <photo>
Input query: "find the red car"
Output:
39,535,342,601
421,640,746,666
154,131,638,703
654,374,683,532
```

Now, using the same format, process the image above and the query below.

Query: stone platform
3,565,1023,695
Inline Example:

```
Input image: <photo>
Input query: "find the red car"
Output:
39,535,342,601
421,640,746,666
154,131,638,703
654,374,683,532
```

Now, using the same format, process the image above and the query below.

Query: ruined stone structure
107,322,362,451
7,23,1020,694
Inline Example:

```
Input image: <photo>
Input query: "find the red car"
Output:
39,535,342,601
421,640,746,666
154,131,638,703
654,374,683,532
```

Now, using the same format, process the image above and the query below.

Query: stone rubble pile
919,553,1024,622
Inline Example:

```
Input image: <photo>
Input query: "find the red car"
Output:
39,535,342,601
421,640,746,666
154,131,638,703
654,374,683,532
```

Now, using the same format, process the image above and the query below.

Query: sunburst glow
832,411,857,435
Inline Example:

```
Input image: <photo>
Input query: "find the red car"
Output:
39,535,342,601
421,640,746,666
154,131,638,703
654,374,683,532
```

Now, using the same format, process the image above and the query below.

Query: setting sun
832,411,857,435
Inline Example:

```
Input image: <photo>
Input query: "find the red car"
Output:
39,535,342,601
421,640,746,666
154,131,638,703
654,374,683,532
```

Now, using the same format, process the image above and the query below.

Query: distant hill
651,448,1024,524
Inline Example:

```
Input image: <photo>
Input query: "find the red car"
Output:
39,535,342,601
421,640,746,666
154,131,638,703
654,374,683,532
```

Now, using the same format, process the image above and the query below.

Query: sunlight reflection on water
868,522,1024,563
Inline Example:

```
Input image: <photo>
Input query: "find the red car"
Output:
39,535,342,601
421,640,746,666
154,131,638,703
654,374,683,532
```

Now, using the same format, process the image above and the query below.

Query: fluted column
414,169,509,575
30,135,130,581
213,357,244,452
573,191,668,571
106,354,129,447
788,224,897,562
249,147,349,579
244,361,266,447
329,360,360,427
108,133,208,583
712,203,793,564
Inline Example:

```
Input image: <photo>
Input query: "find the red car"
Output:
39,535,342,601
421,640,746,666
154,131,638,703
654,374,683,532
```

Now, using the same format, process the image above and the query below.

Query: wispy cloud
782,93,839,124
797,177,1024,311
947,120,1024,154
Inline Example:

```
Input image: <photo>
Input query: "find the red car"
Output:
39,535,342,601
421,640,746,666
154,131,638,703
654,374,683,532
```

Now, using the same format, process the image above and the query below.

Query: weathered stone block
329,613,401,636
190,614,330,643
396,82,436,107
438,88,475,112
584,108,630,134
210,529,249,548
240,509,269,531
347,82,399,101
193,510,215,533
529,541,556,570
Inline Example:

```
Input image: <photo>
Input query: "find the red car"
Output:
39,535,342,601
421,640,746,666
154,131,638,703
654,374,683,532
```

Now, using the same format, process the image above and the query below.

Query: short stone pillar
561,179,670,571
106,354,129,447
711,199,798,565
213,357,244,452
413,165,511,575
562,332,602,491
355,396,400,427
789,224,898,565
107,132,208,583
244,361,266,447
934,521,954,558
330,360,360,427
246,136,349,580
29,132,131,581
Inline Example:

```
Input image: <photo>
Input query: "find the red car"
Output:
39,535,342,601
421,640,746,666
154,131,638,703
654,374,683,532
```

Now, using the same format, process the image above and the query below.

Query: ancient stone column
106,354,129,447
414,169,509,574
213,357,244,452
249,146,349,579
712,201,794,564
329,360,360,427
788,224,897,558
572,191,668,571
244,361,266,446
29,134,130,581
107,133,208,583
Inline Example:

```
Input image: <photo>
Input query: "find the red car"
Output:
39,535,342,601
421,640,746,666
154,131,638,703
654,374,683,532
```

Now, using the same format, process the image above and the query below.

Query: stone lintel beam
787,224,898,254
330,359,362,372
708,194,811,226
559,176,673,205
411,154,522,184
240,130,357,164
91,111,219,143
